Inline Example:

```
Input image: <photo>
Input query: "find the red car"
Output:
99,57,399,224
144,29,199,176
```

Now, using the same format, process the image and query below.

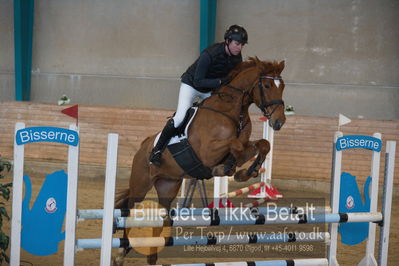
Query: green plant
285,105,295,112
0,156,12,264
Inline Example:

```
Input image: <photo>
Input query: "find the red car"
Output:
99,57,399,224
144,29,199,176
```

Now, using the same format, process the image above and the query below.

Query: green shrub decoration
0,156,12,264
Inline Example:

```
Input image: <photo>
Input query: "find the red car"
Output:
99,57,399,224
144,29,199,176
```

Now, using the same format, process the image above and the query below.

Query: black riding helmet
224,24,248,44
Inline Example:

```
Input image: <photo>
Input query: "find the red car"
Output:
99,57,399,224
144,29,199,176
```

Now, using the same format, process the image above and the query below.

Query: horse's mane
227,57,282,80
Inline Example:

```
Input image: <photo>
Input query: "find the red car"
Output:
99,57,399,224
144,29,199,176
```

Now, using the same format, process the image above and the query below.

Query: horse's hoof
234,175,242,182
211,164,225,176
251,170,259,178
233,169,246,182
223,164,236,176
112,256,124,266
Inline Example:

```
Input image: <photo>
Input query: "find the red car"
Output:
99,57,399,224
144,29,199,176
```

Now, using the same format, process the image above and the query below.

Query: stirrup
149,150,162,167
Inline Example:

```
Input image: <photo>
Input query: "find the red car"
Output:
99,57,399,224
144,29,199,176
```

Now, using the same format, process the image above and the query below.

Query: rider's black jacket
181,42,242,93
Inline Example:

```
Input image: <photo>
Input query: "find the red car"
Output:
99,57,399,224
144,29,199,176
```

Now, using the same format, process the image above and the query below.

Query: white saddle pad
153,107,199,147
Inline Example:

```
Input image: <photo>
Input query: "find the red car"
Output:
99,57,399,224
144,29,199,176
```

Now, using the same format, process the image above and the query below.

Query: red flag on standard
61,104,78,125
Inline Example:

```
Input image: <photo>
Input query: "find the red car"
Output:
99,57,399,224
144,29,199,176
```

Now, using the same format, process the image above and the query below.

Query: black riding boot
149,119,176,167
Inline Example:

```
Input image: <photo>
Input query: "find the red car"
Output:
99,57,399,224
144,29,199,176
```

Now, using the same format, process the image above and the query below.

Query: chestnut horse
113,57,286,265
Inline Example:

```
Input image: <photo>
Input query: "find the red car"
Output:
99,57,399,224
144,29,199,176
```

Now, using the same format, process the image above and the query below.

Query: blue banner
338,172,370,245
16,127,79,146
336,135,381,152
21,170,68,255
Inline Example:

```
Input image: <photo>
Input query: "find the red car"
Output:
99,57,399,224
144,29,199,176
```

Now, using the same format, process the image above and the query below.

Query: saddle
155,106,213,180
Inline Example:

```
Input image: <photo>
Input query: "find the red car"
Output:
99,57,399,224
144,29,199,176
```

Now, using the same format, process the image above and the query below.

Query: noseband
257,75,285,119
223,75,285,120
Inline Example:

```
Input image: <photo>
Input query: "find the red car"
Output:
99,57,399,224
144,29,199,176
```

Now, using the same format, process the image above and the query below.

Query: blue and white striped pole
77,232,330,249
77,206,331,221
115,212,382,229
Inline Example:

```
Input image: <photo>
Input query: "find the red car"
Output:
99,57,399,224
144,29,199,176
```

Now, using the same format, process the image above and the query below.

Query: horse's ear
278,60,285,74
254,56,265,73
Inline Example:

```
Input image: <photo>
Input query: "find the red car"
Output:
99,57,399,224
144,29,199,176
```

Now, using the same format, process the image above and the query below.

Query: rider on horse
149,25,248,167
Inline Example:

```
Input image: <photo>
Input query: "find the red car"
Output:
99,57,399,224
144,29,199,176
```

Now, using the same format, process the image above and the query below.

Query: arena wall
1,0,398,119
1,102,398,195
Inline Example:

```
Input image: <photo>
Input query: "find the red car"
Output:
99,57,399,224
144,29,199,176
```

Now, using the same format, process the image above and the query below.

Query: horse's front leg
210,138,244,177
233,139,270,182
210,138,270,181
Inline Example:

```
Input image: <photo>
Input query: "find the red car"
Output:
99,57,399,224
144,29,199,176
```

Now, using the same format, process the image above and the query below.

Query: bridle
257,75,285,119
226,75,284,119
201,74,284,136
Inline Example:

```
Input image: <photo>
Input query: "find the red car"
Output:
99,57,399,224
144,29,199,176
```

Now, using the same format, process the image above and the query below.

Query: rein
199,75,284,136
199,85,248,136
198,105,241,129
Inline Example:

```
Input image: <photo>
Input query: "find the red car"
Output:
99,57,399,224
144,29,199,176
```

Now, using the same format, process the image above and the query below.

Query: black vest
181,42,242,93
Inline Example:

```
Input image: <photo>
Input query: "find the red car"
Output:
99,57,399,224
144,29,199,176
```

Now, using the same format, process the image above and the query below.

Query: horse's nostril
274,120,282,130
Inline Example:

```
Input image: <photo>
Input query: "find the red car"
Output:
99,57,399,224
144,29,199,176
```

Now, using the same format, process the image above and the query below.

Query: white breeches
172,83,211,127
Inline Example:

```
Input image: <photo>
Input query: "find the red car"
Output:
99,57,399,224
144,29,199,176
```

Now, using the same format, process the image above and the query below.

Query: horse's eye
264,83,270,88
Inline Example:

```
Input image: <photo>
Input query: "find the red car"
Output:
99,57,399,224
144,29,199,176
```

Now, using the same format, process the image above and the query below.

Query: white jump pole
248,117,274,198
378,141,396,265
213,176,228,208
359,133,381,266
63,124,80,266
100,134,119,266
328,131,343,266
10,122,25,266
179,178,187,199
264,118,274,186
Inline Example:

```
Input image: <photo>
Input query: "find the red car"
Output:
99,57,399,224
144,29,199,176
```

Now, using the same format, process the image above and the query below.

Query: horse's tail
114,188,130,209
